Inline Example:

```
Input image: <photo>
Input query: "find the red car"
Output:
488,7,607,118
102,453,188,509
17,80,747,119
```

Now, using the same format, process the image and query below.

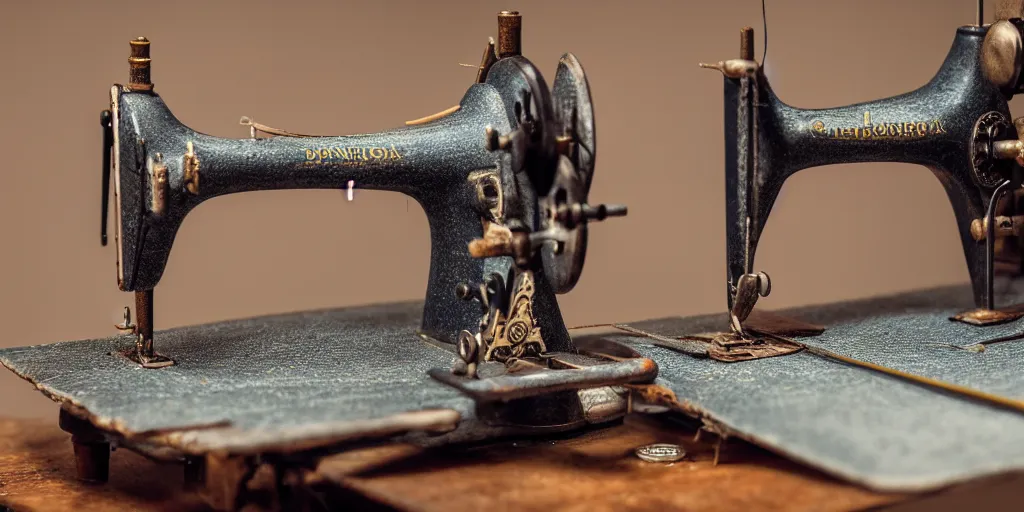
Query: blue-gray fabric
5,283,1024,491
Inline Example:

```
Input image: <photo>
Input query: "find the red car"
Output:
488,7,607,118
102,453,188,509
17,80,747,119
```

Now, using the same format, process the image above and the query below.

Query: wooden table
0,414,1019,511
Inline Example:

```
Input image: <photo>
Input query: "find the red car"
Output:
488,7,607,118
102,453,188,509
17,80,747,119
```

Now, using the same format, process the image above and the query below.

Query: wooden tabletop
0,414,1020,511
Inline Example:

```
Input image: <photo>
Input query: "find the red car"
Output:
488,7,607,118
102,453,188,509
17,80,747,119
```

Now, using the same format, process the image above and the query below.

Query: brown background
0,0,1012,418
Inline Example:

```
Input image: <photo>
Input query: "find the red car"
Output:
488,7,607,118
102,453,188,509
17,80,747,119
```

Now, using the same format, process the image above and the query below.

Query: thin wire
755,330,1024,414
761,0,768,65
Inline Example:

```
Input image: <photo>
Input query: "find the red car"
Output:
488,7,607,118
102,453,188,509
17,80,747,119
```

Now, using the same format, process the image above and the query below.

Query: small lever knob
115,306,136,334
468,229,532,268
484,126,512,152
698,59,758,78
468,235,516,259
456,282,485,302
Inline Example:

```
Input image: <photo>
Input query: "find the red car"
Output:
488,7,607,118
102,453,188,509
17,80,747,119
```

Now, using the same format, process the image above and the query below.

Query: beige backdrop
0,0,1011,418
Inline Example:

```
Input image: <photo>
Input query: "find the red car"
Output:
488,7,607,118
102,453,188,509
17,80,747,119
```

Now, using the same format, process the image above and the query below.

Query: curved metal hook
985,180,1013,309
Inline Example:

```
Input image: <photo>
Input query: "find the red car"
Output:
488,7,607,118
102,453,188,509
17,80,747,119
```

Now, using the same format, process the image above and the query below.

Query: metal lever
985,180,1014,310
456,281,490,311
970,214,1024,240
468,202,626,261
100,109,113,246
730,271,772,335
114,306,135,333
456,273,507,324
698,59,759,78
484,126,512,152
552,203,627,230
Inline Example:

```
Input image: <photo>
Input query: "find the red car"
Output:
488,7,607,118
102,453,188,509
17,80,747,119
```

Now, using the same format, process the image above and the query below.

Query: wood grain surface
321,414,903,512
0,418,206,512
1,414,1021,512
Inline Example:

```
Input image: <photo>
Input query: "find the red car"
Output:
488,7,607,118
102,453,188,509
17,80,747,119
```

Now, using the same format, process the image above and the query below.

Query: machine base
6,283,1024,499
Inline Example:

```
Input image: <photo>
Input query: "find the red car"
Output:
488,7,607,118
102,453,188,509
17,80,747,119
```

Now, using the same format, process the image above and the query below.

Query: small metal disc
635,443,686,463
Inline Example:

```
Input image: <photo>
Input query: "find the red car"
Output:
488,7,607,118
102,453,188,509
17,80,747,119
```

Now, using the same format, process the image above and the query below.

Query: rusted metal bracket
429,354,657,403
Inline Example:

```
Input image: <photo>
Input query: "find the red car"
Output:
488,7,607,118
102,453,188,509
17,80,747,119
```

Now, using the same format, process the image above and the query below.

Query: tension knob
981,20,1023,91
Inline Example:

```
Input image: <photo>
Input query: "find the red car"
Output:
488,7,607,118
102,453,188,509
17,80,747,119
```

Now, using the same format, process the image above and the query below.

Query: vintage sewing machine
702,4,1024,334
0,11,655,510
596,0,1024,497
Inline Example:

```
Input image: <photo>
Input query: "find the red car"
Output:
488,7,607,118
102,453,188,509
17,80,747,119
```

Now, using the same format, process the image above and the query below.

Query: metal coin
635,443,686,463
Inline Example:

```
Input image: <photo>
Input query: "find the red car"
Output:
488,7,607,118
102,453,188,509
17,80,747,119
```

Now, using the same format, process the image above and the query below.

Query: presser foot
950,308,1024,326
124,335,175,369
680,331,803,363
115,301,175,368
135,354,175,369
638,309,821,363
